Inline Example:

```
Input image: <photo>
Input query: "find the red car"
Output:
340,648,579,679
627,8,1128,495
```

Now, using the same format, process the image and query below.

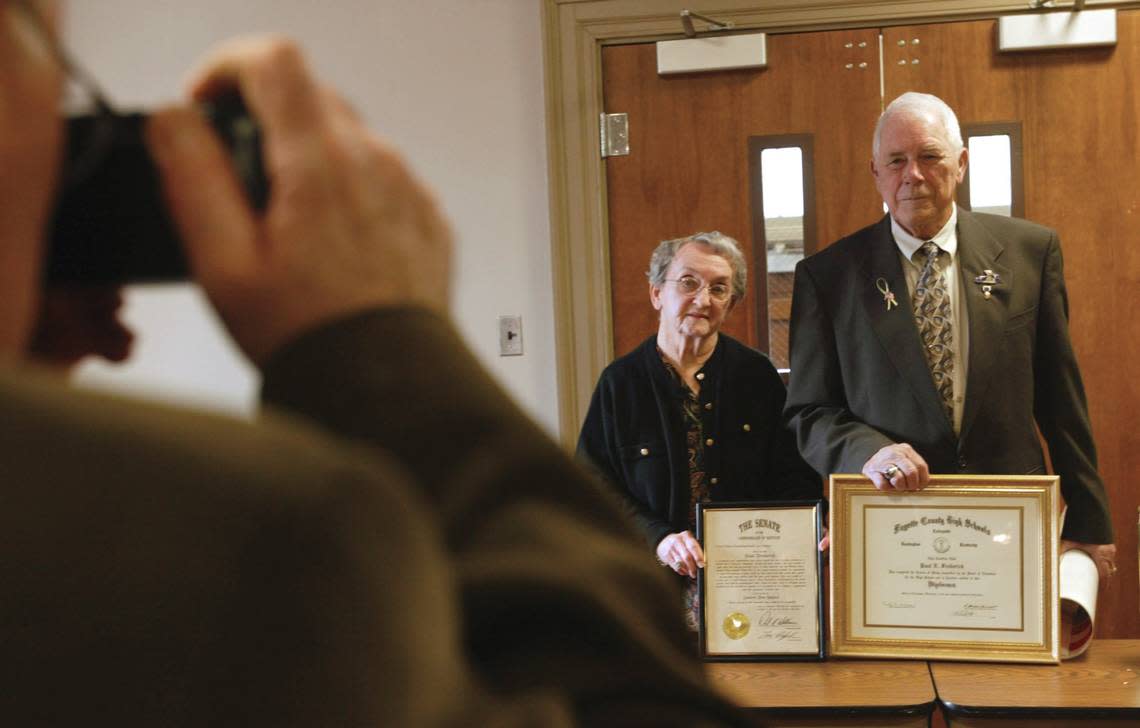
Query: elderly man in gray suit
784,91,1115,578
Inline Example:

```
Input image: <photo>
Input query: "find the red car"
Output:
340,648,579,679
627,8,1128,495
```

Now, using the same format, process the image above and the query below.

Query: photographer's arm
147,36,747,727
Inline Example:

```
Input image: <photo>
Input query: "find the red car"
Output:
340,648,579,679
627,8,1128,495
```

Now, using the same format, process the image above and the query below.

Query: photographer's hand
145,36,451,365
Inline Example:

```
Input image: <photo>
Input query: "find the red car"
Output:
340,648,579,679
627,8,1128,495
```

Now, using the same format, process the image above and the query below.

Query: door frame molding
542,0,1133,444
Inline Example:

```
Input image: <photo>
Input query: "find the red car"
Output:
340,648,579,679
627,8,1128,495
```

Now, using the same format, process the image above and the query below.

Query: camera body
45,97,268,285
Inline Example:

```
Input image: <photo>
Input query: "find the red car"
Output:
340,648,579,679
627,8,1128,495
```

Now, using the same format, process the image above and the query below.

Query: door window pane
759,146,806,370
968,135,1013,217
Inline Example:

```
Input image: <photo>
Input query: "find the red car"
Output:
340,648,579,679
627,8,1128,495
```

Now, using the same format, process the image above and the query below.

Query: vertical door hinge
600,113,629,158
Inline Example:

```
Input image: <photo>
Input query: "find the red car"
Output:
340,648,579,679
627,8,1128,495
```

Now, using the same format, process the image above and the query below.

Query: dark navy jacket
577,334,821,549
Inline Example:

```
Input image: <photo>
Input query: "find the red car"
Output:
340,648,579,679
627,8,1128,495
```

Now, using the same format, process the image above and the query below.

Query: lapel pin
875,278,898,311
973,270,1001,300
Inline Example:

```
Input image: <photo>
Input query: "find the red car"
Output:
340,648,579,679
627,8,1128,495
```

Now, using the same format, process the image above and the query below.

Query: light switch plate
499,315,523,356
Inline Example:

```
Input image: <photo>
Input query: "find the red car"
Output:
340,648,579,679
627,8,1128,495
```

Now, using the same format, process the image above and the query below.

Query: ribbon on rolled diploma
1059,549,1099,659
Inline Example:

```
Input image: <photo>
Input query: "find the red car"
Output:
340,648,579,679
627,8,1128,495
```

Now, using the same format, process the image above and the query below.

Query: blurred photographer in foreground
1,2,748,725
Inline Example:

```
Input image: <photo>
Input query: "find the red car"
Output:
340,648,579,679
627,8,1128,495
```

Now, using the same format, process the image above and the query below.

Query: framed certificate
697,501,825,661
829,475,1060,664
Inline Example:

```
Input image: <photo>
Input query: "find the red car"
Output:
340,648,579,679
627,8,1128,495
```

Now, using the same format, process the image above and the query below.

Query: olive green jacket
1,307,748,727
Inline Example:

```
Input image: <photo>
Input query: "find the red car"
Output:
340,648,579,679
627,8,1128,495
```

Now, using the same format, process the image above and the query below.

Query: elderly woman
577,231,820,628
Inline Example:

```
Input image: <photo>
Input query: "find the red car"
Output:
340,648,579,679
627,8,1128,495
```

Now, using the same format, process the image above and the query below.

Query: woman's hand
656,530,705,579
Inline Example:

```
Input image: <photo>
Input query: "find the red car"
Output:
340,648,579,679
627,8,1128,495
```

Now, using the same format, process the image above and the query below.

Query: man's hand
146,37,452,365
1061,540,1117,587
656,531,705,579
863,443,930,491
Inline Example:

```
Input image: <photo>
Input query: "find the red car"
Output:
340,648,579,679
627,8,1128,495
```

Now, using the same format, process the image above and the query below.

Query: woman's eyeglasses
16,0,121,188
664,275,733,303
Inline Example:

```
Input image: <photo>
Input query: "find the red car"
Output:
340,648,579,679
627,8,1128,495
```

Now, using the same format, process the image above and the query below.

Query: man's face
0,1,64,358
650,242,736,340
871,110,967,240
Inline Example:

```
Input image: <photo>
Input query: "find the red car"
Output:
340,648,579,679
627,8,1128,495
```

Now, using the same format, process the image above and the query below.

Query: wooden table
708,660,937,727
931,639,1140,727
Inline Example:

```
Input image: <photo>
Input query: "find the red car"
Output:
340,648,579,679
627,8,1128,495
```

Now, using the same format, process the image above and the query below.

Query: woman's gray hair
873,92,964,158
646,231,747,302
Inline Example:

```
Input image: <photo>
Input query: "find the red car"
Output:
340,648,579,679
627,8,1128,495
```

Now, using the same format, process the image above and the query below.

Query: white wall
66,0,560,434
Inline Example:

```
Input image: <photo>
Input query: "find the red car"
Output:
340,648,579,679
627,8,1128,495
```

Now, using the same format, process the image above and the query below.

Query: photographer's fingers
146,106,259,282
187,36,452,314
146,105,311,363
185,36,322,148
154,36,452,364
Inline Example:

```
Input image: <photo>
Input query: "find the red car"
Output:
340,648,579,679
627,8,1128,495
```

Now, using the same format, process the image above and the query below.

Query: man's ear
649,283,663,311
955,146,968,184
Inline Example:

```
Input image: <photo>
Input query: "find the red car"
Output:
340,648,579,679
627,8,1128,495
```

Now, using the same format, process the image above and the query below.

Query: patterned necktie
913,241,954,423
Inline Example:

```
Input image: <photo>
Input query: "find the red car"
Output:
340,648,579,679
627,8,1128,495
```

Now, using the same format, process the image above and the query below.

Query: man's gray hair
873,92,964,158
646,231,747,302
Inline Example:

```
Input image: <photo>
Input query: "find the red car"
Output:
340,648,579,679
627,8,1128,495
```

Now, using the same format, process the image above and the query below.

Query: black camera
44,96,269,284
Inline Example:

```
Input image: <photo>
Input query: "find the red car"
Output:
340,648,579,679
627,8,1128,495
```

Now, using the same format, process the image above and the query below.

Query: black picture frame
697,500,826,661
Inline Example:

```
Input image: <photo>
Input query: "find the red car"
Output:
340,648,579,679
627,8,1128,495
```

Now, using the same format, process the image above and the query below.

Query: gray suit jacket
785,211,1112,543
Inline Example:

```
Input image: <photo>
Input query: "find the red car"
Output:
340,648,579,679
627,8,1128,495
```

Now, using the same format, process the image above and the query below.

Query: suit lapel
859,216,953,434
956,210,1012,445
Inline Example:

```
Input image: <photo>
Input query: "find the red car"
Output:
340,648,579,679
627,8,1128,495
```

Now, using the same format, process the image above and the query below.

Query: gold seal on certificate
722,612,750,640
697,501,825,661
829,475,1060,664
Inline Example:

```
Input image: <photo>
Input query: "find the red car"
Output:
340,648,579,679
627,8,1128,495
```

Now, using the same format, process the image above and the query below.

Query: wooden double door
603,12,1140,637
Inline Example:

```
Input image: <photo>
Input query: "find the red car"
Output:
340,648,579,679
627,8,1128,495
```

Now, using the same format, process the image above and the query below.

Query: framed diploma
697,501,825,661
829,475,1060,664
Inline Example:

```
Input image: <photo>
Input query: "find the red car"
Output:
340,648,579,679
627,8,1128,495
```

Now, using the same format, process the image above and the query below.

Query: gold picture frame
829,475,1060,664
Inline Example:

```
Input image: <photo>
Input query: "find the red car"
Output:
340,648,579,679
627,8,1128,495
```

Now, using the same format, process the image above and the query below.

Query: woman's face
650,243,735,340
